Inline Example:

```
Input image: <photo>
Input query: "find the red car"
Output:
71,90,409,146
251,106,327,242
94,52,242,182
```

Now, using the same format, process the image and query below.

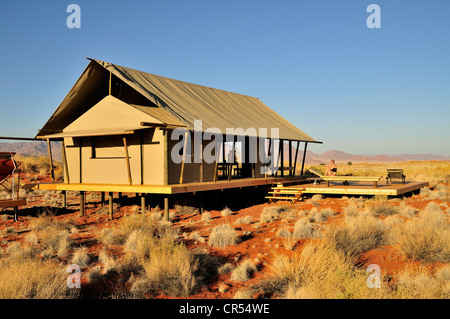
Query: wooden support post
266,138,272,178
140,132,144,185
288,140,292,176
109,71,112,95
123,136,132,185
108,192,113,220
200,139,204,183
62,190,67,209
275,141,282,177
79,137,83,183
61,139,70,183
199,192,204,214
164,196,169,221
47,139,55,181
79,191,85,217
280,140,284,177
101,192,105,206
179,131,189,184
293,141,300,176
141,195,146,214
164,130,169,185
300,142,308,176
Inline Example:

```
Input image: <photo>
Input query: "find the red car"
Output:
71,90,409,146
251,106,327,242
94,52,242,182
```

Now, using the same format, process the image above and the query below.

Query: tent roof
37,59,320,143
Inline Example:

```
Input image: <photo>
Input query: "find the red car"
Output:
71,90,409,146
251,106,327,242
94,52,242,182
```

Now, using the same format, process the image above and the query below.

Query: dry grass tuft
391,203,450,263
141,238,198,297
323,213,386,258
230,259,257,282
0,254,78,299
208,224,240,248
221,207,233,216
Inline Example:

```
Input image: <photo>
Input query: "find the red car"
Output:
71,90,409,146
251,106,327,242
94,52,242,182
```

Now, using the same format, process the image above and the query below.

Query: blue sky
0,1,449,156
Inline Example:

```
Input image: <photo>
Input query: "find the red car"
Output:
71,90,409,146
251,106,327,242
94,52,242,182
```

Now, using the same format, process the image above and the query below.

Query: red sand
0,174,448,299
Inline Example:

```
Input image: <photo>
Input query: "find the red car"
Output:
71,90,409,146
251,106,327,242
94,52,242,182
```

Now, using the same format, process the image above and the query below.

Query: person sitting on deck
324,159,337,176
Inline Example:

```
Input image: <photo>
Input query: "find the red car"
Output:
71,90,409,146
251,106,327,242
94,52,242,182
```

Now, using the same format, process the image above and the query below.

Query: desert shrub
233,289,253,299
276,226,291,238
39,228,72,258
142,237,198,297
260,206,288,223
323,213,386,258
0,255,78,299
201,212,212,222
98,250,121,275
392,269,449,299
71,247,91,268
221,207,233,216
234,215,253,225
124,230,156,259
398,203,417,217
293,218,320,239
208,224,240,248
87,267,103,284
118,213,155,235
99,228,127,246
230,259,257,282
29,213,77,233
155,221,180,240
218,263,234,275
261,242,390,299
174,205,198,215
343,204,360,217
188,231,206,243
366,201,399,217
391,203,450,263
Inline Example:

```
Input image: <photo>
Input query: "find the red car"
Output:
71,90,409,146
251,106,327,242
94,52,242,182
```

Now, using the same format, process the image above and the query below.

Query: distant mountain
0,141,62,161
301,149,449,165
0,142,448,165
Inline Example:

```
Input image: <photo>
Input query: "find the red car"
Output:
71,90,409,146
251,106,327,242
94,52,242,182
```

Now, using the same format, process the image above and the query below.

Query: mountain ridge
0,141,448,164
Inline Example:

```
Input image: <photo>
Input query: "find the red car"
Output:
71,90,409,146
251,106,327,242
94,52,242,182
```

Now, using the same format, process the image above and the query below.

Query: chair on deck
386,169,406,184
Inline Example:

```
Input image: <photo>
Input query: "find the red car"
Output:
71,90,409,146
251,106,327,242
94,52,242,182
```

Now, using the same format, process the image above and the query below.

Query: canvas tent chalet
33,58,321,218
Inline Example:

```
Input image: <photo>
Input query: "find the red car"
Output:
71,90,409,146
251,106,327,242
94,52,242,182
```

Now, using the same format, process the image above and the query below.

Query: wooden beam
164,196,169,221
300,142,308,176
200,137,204,183
140,132,144,185
179,131,189,184
0,136,38,141
280,140,284,177
141,195,146,214
61,139,70,183
123,136,132,185
62,190,67,209
292,141,300,176
288,140,292,176
79,191,85,217
79,137,83,183
109,71,112,95
108,192,113,220
163,130,169,185
47,139,55,181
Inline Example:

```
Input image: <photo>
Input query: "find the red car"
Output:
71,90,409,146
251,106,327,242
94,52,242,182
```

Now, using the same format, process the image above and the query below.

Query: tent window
90,136,127,159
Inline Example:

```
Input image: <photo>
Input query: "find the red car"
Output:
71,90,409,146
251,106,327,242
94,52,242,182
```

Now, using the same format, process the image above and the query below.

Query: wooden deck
23,176,305,195
0,199,27,208
280,180,429,197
